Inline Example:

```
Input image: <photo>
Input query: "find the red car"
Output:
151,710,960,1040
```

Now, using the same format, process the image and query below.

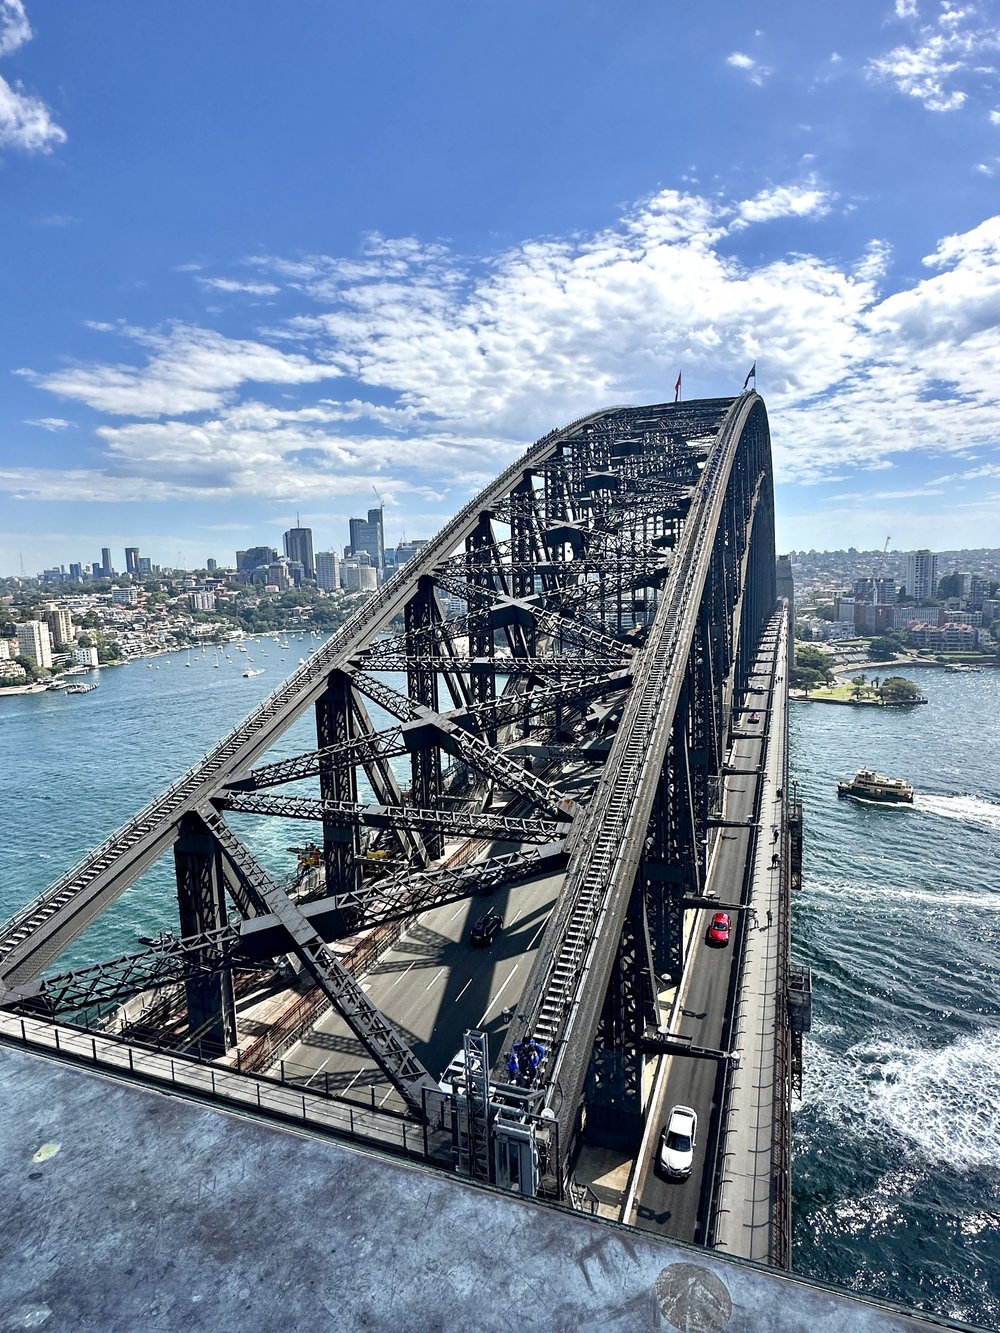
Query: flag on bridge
674,371,682,403
743,361,757,391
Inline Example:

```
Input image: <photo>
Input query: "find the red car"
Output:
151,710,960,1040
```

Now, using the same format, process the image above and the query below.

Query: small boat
242,663,264,677
66,682,99,695
837,768,913,804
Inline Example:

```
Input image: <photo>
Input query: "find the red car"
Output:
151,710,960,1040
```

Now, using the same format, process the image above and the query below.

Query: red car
707,911,731,946
748,711,760,724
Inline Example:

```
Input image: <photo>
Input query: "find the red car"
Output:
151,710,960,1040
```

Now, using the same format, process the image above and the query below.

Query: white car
659,1105,697,1178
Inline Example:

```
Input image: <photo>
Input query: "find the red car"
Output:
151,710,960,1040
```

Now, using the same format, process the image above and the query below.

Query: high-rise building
266,561,290,590
349,508,384,574
125,547,140,576
14,620,53,669
283,524,315,579
68,562,83,582
237,546,278,576
852,576,896,606
137,557,152,576
315,551,341,592
101,547,113,578
341,558,378,593
42,606,73,647
906,550,938,602
206,558,218,573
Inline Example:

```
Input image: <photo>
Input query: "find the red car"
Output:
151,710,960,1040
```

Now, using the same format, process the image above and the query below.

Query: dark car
707,911,731,946
471,909,503,946
748,711,760,723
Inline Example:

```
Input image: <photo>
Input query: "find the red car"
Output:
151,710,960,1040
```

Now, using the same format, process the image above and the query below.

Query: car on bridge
707,911,731,946
748,711,760,723
471,908,503,946
659,1105,697,1178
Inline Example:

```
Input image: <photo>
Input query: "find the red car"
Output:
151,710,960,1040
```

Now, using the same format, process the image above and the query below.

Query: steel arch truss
0,394,776,1156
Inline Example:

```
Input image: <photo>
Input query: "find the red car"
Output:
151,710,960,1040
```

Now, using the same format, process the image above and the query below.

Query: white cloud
14,182,1000,510
0,73,65,152
23,416,72,431
0,2,64,155
0,0,30,57
726,51,772,86
198,277,281,297
895,0,919,17
990,108,1000,123
867,7,1000,112
21,324,344,417
734,182,834,227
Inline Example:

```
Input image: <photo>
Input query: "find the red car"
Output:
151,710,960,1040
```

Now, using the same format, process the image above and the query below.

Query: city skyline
3,3,1000,573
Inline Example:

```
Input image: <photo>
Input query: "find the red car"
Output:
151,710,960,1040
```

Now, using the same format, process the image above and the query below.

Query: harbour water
2,649,998,1325
790,666,1000,1327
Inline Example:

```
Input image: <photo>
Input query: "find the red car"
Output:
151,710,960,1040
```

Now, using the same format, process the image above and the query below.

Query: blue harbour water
2,650,999,1325
790,667,1000,1328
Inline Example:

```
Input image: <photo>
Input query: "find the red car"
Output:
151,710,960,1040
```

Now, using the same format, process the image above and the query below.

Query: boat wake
915,793,1000,834
801,1026,1000,1173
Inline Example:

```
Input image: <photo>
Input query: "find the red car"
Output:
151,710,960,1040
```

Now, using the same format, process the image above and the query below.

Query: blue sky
2,0,1000,574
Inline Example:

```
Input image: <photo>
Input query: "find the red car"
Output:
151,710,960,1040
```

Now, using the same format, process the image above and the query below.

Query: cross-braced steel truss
0,393,776,1163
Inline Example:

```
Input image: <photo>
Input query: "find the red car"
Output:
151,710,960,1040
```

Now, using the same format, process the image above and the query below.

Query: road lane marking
477,964,518,1025
392,960,416,987
342,1067,367,1096
424,966,445,992
448,905,464,922
304,1057,331,1088
455,977,472,1002
526,920,547,950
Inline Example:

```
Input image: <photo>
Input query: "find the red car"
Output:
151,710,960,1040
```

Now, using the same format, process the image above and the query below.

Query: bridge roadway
273,758,600,1105
279,866,566,1107
276,615,786,1250
627,609,788,1256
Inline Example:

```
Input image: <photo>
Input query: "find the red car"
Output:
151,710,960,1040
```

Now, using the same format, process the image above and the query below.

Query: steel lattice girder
0,926,246,1016
216,790,567,845
349,655,629,677
0,401,634,986
235,730,407,792
0,394,773,1160
203,810,438,1108
508,396,775,1150
237,845,568,954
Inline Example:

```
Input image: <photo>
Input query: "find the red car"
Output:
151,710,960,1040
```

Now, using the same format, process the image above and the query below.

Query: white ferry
837,768,913,805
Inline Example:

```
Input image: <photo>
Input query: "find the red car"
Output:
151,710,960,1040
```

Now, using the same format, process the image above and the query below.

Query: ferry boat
66,682,99,695
837,768,913,804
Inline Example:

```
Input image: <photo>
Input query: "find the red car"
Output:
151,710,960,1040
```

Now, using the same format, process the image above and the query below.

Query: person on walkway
766,909,773,928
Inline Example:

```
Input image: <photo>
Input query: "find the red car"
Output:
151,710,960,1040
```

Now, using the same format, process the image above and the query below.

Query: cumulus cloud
0,74,65,152
733,182,834,227
12,181,1000,509
0,2,64,154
